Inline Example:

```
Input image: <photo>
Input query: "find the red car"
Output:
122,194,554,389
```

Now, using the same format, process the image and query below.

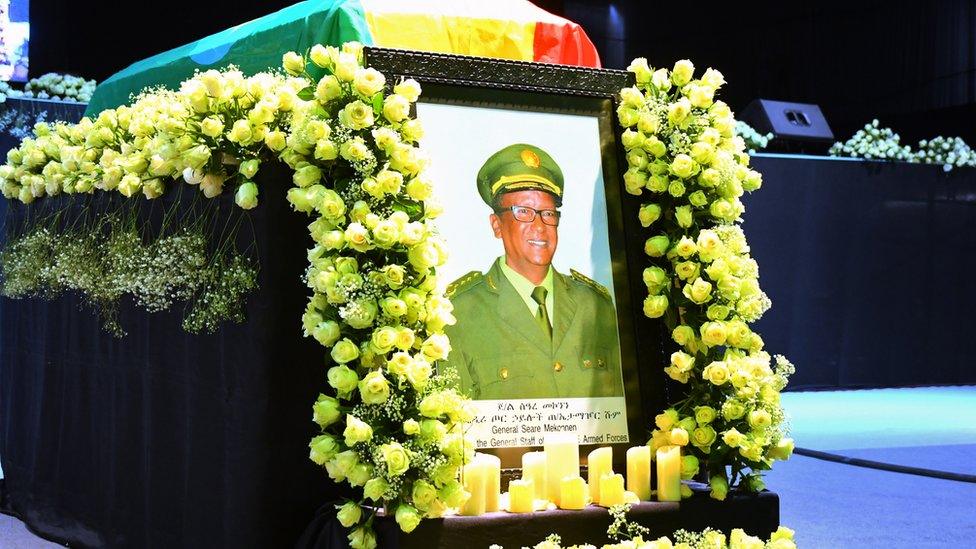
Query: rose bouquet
617,58,794,498
282,44,475,547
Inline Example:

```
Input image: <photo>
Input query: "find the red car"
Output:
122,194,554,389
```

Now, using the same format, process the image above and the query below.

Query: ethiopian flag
85,0,600,115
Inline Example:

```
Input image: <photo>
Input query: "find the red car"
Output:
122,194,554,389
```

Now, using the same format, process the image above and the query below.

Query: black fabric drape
0,168,338,547
745,156,976,389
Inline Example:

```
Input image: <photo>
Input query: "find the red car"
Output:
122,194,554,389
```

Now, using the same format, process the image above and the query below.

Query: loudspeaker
740,99,834,143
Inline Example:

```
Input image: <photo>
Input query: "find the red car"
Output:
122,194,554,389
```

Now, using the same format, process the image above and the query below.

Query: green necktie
531,286,552,340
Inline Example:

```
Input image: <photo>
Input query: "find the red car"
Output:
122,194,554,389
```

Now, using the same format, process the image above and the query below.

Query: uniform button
499,368,509,380
583,359,593,369
553,362,563,372
597,359,606,369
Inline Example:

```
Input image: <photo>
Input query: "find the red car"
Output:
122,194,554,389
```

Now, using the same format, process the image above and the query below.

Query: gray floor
2,386,974,547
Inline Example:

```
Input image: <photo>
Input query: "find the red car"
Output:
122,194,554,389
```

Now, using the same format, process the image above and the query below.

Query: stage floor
3,385,975,547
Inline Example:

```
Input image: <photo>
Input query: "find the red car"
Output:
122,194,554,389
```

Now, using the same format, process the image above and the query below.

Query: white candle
559,475,587,510
544,434,580,506
481,453,501,512
460,456,487,515
508,479,535,513
656,445,681,502
587,447,613,504
522,451,547,502
626,446,652,501
599,472,625,507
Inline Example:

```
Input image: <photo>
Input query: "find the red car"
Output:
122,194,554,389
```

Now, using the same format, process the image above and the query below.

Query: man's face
490,190,559,277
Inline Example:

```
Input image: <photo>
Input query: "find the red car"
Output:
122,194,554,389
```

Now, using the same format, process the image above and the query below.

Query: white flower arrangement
733,121,773,153
619,58,794,499
828,119,914,161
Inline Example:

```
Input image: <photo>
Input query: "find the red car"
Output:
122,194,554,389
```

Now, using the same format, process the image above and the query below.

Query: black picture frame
365,47,668,471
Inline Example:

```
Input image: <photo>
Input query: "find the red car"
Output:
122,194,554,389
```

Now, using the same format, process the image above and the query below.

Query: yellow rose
652,68,671,91
372,219,400,248
674,236,697,258
688,85,714,109
702,68,726,89
700,321,728,347
406,362,437,398
330,339,361,364
626,57,652,85
655,409,679,430
667,98,691,126
683,277,713,305
327,364,359,398
670,351,695,374
354,67,386,97
670,153,697,179
315,75,343,103
722,428,745,448
380,442,411,476
343,414,374,445
748,409,773,430
339,100,375,130
394,78,422,102
383,94,411,123
643,294,668,318
312,394,341,427
669,427,689,446
671,59,695,86
359,370,391,405
702,361,730,385
334,52,359,82
406,177,433,201
400,119,424,142
692,426,717,450
421,334,450,362
394,327,415,351
340,138,371,163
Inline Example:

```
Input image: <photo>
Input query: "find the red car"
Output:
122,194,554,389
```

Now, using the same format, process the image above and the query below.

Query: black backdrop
745,155,976,389
0,170,339,548
29,0,976,145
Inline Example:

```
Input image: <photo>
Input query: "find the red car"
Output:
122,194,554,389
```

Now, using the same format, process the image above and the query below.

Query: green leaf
392,197,423,219
297,86,315,101
371,92,384,116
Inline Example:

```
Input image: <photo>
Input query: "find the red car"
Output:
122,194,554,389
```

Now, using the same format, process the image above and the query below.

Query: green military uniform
443,259,623,399
440,143,623,399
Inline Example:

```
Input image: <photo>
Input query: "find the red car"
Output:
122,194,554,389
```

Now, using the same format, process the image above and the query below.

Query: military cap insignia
446,271,483,297
570,269,612,299
521,148,541,168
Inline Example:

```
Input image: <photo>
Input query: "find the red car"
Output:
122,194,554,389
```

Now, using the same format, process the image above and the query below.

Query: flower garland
617,58,794,498
280,45,474,548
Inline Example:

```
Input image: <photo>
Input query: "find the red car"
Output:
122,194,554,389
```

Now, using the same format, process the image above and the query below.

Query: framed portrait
365,48,666,469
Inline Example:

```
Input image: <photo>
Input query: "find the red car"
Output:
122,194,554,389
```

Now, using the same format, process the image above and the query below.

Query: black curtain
744,156,976,389
0,168,341,547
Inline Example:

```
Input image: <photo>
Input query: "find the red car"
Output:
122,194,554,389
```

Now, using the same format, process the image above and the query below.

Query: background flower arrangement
829,119,976,171
617,58,794,499
733,121,772,154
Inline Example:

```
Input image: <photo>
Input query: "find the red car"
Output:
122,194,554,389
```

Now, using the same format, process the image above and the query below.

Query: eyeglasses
496,205,561,226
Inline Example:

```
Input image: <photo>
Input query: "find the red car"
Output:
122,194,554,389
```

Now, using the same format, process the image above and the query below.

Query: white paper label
467,397,629,449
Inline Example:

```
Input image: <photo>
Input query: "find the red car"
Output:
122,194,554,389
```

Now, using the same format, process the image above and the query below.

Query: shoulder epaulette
446,271,483,297
570,269,612,300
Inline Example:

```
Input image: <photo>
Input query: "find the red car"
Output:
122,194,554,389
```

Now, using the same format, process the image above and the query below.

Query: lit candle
508,479,535,513
522,451,547,502
626,446,652,501
482,453,501,512
559,475,587,510
587,447,613,504
599,472,625,507
544,434,580,506
656,445,681,502
460,456,487,515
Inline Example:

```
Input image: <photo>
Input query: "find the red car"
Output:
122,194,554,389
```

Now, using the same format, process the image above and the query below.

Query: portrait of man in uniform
442,143,624,400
